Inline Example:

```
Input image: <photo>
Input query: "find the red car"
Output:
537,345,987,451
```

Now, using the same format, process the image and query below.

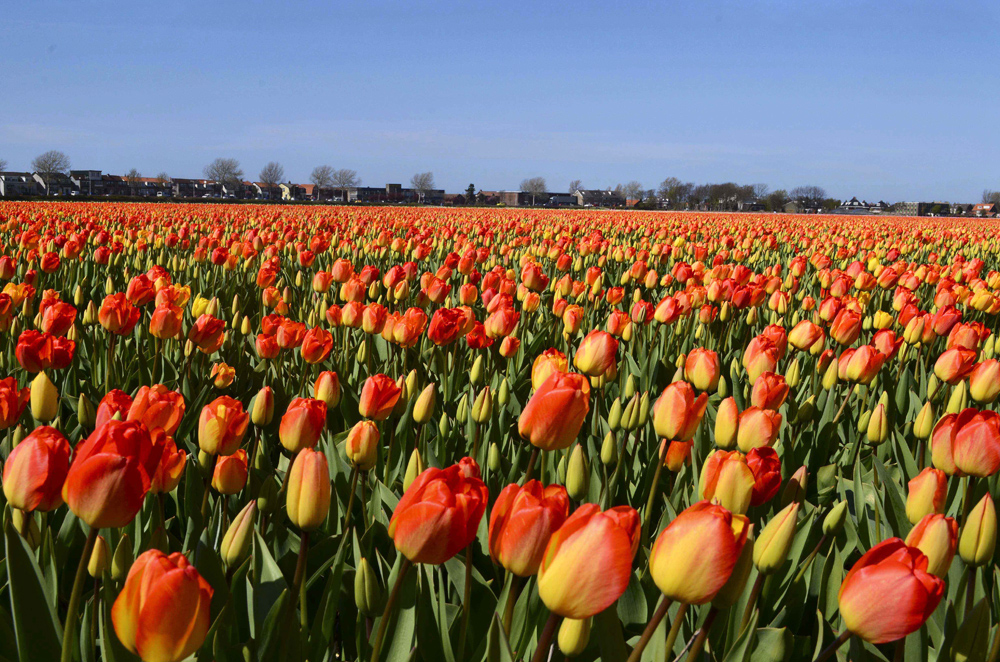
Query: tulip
746,446,781,506
127,384,185,436
63,420,163,528
249,386,275,426
198,396,250,456
829,308,862,346
736,407,782,452
149,434,187,494
969,359,1000,403
904,514,958,578
187,314,226,353
98,293,141,335
558,618,592,658
649,501,750,604
345,420,380,471
301,326,334,364
112,550,214,662
286,448,332,531
30,370,59,422
518,371,591,451
750,372,788,410
149,304,183,339
573,330,618,377
313,371,341,409
651,381,708,441
358,373,402,421
684,348,720,392
278,397,327,452
2,425,71,512
531,348,569,391
212,448,248,494
742,336,779,383
221,501,257,567
788,319,823,350
949,408,1000,477
89,535,110,577
838,538,945,644
537,504,639,618
715,396,739,449
412,383,436,424
489,480,570,576
934,348,977,385
388,461,489,564
906,467,947,524
0,376,29,429
958,493,996,567
753,501,799,574
698,450,754,515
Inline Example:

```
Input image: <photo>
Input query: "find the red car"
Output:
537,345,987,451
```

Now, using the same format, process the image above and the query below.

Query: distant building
892,201,951,216
833,197,891,215
972,203,997,217
574,189,625,207
0,172,39,197
70,170,104,196
32,172,75,196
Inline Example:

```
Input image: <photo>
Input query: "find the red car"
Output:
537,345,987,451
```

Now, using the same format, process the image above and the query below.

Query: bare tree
204,158,244,195
410,172,435,203
125,168,142,196
790,185,826,202
32,150,71,195
0,158,7,172
520,177,547,205
752,183,770,200
983,189,1000,205
310,165,335,196
623,181,644,201
331,169,361,202
259,162,285,200
155,172,171,184
569,179,583,194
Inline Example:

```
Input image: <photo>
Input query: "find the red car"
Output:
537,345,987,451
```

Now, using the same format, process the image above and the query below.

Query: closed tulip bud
927,374,941,400
866,403,889,445
412,383,436,424
821,359,839,390
472,386,493,423
354,557,383,617
88,535,110,577
781,465,808,506
958,493,996,567
30,371,59,422
313,372,341,410
212,449,248,494
286,448,332,531
558,618,592,658
250,386,275,427
823,500,849,535
906,467,947,524
488,442,500,472
623,374,636,400
257,477,279,514
112,534,133,581
717,375,729,398
913,401,935,440
77,393,96,429
754,502,799,574
405,370,419,398
470,355,484,385
904,514,958,578
345,421,379,471
607,397,622,430
785,358,801,388
355,339,368,363
438,412,450,438
403,448,426,491
456,393,469,423
601,431,617,465
621,394,640,431
566,445,590,500
715,397,739,449
10,509,40,548
946,380,968,414
795,395,818,425
221,502,257,567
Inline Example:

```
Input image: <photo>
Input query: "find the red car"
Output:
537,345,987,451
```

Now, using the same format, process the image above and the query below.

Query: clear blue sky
3,0,998,202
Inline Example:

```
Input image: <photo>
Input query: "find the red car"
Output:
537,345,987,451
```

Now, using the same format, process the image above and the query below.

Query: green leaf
4,519,63,662
251,530,287,634
593,605,629,662
484,612,514,662
751,627,792,662
722,609,758,662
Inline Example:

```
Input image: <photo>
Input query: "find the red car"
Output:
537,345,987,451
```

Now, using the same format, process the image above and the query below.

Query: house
279,182,311,201
70,170,104,196
574,189,626,207
0,172,39,197
833,198,891,215
972,203,997,217
32,171,76,196
546,193,576,207
171,178,219,198
783,200,823,214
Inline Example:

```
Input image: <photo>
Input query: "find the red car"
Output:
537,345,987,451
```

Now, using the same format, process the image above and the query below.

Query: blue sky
2,0,997,202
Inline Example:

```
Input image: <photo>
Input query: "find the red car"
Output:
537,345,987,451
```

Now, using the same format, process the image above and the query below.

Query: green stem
794,535,827,584
641,440,668,545
682,607,718,661
664,603,689,656
370,558,413,662
61,527,99,662
521,447,540,485
626,595,672,662
343,466,359,533
530,611,561,662
502,573,523,637
740,573,765,632
457,546,474,660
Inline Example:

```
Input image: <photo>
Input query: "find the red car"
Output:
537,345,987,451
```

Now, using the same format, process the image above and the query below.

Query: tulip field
1,201,1000,662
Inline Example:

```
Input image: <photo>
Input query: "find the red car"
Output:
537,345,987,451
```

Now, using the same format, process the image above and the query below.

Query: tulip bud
497,378,510,406
355,340,368,364
257,477,280,514
403,448,425,492
717,375,729,398
958,493,996,567
221,502,257,567
823,500,849,536
557,618,592,657
927,373,941,400
754,502,799,575
250,386,275,426
866,403,889,445
472,387,493,424
112,534,133,581
714,397,739,449
821,360,839,390
456,394,469,424
607,398,622,431
412,384,436,424
913,401,935,440
600,431,617,466
88,535,110,577
438,413,450,438
286,448,332,531
785,358,801,388
781,465,808,507
77,393,96,429
638,391,650,427
488,442,500,472
946,381,968,414
148,526,168,553
10,509,40,548
566,445,590,500
623,374,636,400
354,558,384,617
620,394,640,431
470,355,484,385
30,371,59,423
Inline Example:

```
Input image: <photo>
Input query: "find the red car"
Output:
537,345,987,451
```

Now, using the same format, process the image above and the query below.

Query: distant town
1,152,998,217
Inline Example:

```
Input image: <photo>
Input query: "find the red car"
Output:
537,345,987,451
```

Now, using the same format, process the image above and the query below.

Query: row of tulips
0,201,997,662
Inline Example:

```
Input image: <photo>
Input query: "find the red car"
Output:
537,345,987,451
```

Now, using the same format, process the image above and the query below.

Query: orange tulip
573,330,619,377
149,434,187,494
684,348,720,392
358,373,402,421
212,448,248,494
750,372,788,410
0,376,30,429
278,397,328,452
98,293,141,335
652,381,708,441
906,467,947,524
950,408,1000,477
536,504,639,618
112,550,213,662
127,384,185,436
933,347,977,385
2,425,71,512
489,480,570,576
301,326,334,364
188,314,226,354
149,304,183,339
345,420,380,471
531,348,568,391
736,407,782,452
198,396,249,456
518,371,591,451
698,450,754,515
904,514,958,578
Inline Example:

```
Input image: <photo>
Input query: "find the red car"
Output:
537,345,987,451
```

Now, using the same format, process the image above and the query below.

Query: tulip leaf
4,520,63,662
485,611,514,662
750,627,792,662
951,598,990,662
592,606,629,662
251,531,287,634
722,609,758,662
616,573,648,627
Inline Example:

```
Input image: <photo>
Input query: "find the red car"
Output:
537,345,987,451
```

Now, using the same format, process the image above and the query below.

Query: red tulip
0,376,30,429
488,480,570,576
2,425,71,512
99,293,141,335
127,384,185,436
518,371,591,450
15,330,75,372
279,397,328,452
358,374,402,421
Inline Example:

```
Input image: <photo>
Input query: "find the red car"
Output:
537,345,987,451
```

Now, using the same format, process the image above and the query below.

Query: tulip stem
104,334,115,394
812,630,851,662
530,611,561,662
832,385,853,424
681,606,718,661
793,535,827,584
740,574,764,632
343,466,359,533
664,603,689,656
370,558,412,662
626,595,672,662
522,447,539,485
965,566,977,617
200,454,217,521
641,440,669,545
960,477,973,527
502,573,523,637
61,527,99,662
457,546,474,661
